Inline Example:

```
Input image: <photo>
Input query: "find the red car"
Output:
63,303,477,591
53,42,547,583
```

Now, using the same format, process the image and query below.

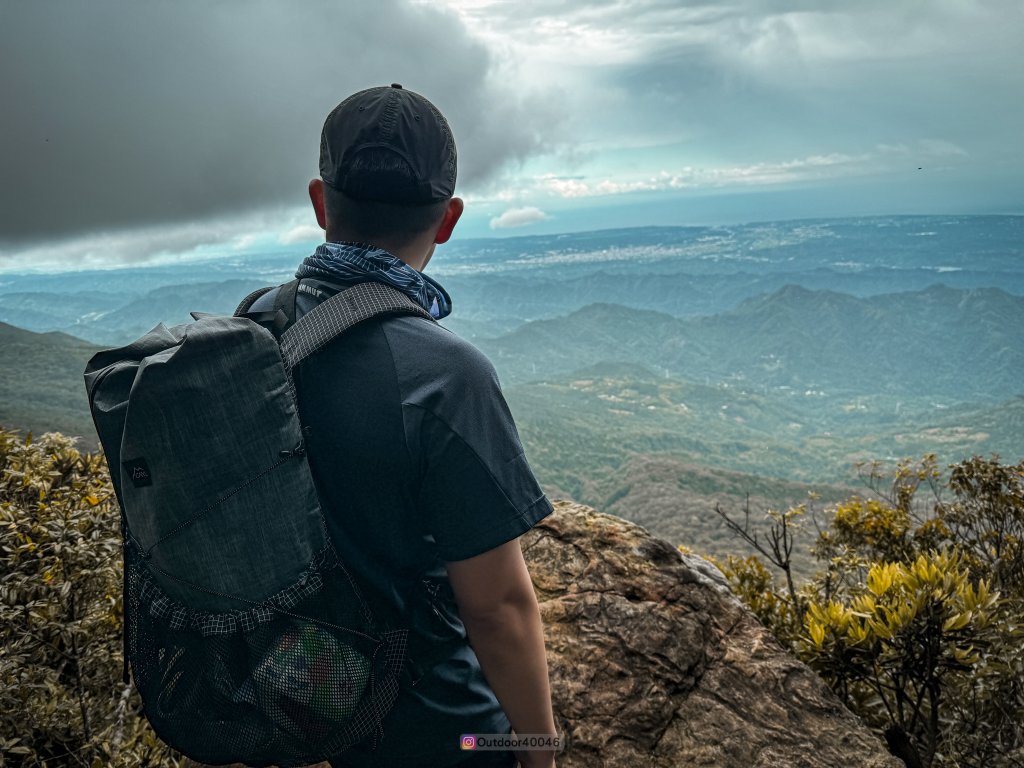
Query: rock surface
523,500,902,768
187,500,901,768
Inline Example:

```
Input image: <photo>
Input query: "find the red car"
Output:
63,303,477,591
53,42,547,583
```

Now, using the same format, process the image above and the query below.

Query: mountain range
3,215,1023,345
481,283,1024,400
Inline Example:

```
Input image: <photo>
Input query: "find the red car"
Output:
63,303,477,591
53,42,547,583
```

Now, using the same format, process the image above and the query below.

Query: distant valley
2,215,1021,555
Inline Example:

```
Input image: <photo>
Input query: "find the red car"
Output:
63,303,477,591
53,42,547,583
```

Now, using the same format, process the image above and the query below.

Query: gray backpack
84,280,433,767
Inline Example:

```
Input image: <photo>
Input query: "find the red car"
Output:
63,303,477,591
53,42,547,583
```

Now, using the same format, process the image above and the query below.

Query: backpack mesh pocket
124,543,407,767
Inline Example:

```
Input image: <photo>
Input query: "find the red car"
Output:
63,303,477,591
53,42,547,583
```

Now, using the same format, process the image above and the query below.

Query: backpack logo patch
123,457,153,488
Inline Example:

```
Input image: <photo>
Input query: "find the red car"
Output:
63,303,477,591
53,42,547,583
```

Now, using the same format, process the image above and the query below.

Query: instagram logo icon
460,735,477,751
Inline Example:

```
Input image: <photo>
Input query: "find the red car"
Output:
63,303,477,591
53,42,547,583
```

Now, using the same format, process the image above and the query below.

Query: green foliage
0,428,180,767
714,554,802,644
942,456,1024,593
714,501,810,642
802,553,1001,766
719,455,1024,768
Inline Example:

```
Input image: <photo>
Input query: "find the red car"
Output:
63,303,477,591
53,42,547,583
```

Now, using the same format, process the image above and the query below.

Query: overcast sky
1,0,1022,271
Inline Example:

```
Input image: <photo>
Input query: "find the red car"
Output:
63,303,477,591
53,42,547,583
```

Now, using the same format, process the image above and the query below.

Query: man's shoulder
385,313,486,358
382,314,500,390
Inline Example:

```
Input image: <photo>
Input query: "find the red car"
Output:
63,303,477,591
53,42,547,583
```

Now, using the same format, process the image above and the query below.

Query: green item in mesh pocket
256,624,371,728
84,280,435,767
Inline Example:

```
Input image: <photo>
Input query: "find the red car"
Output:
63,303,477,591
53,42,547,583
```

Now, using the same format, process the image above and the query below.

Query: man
249,85,557,768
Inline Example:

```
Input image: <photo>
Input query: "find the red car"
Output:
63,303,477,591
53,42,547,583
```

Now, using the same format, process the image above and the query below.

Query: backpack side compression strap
273,278,301,328
280,281,434,370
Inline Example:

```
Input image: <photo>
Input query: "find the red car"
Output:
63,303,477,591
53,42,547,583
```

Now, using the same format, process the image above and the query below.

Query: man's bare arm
447,538,556,768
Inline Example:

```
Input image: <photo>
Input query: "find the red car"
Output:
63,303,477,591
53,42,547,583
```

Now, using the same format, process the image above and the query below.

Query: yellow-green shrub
720,455,1024,768
0,429,180,767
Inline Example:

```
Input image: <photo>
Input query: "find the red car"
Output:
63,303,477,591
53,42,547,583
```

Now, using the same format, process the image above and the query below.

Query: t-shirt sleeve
405,337,552,562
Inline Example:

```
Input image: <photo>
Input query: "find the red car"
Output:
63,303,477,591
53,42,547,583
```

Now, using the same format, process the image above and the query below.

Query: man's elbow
446,538,541,627
459,582,539,630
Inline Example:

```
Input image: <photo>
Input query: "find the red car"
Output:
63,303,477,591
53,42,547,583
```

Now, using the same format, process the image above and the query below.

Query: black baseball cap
319,84,457,205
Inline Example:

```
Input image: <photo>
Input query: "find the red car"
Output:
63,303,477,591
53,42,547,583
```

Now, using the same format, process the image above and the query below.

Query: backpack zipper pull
279,441,306,458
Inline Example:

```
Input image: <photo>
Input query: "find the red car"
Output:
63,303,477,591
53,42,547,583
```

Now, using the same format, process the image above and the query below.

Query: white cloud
489,206,550,229
0,208,312,273
0,223,231,273
279,225,324,245
533,141,970,200
233,234,260,251
438,0,1021,198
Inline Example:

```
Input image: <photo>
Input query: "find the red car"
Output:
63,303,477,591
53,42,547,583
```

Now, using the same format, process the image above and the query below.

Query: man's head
310,84,463,268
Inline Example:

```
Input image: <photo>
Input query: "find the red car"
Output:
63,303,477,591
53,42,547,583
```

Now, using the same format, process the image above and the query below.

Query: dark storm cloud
0,0,558,245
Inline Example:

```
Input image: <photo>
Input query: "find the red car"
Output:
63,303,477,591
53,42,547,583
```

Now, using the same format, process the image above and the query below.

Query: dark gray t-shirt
250,278,552,767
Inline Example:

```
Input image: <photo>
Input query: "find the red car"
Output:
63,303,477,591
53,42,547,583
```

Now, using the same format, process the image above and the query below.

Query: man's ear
433,197,464,245
308,178,328,231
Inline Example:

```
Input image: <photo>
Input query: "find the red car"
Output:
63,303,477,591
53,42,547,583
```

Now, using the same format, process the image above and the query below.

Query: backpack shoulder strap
280,281,434,370
279,282,448,681
273,278,301,327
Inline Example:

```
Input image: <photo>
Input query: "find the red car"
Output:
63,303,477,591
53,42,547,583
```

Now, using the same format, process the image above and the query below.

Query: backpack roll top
117,315,324,612
86,322,184,482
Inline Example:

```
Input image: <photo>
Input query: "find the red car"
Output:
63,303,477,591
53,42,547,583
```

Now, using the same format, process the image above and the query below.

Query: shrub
0,429,181,767
718,455,1024,768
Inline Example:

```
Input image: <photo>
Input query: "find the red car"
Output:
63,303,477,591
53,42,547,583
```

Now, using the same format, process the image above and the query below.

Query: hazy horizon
1,211,1022,277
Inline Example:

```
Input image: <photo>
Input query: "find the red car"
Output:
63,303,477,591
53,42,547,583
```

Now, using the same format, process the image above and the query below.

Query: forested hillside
0,323,100,442
482,284,1024,399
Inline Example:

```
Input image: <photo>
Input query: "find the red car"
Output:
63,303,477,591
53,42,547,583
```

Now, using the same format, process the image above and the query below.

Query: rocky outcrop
187,500,900,768
524,500,901,768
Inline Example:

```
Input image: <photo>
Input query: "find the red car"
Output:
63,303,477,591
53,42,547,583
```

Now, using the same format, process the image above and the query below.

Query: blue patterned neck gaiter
295,242,453,320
